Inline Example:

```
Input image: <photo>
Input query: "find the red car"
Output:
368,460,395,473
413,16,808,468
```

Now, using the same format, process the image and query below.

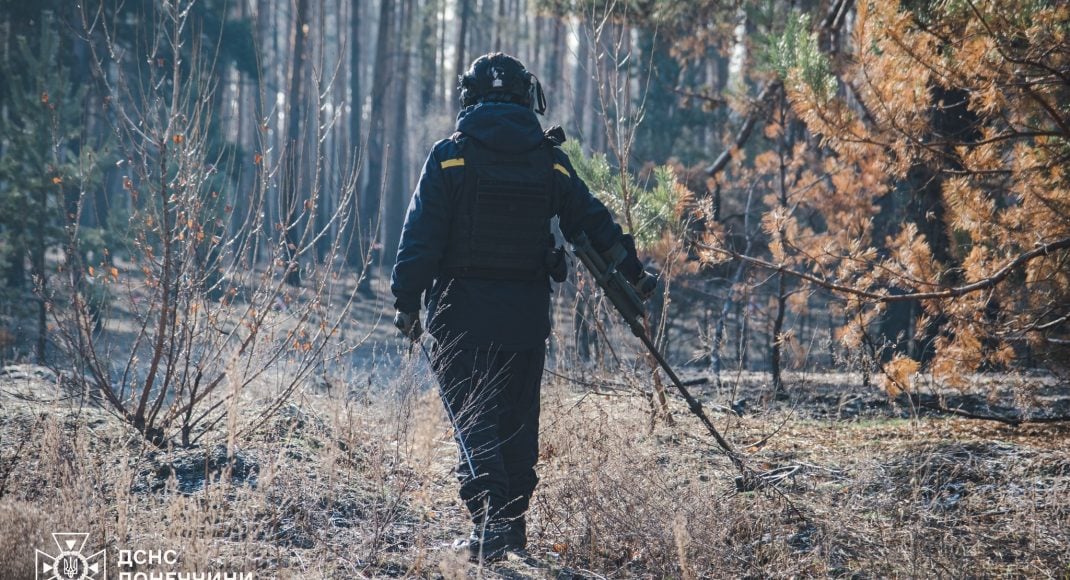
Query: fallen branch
860,324,1070,427
902,392,1070,426
672,87,726,107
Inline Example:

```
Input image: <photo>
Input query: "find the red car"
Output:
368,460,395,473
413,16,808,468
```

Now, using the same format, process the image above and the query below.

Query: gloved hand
633,269,659,301
393,311,423,341
616,234,644,283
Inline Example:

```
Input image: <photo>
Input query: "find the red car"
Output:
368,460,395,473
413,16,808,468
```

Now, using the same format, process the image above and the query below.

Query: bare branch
704,79,782,178
699,237,1070,303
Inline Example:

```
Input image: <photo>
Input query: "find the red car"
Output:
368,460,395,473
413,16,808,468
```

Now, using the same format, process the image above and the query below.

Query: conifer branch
699,236,1070,303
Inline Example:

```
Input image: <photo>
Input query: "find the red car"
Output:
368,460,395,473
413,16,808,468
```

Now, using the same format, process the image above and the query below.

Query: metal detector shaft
634,330,741,463
571,232,742,468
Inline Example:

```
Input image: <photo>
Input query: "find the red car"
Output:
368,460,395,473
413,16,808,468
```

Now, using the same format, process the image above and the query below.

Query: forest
0,0,1068,577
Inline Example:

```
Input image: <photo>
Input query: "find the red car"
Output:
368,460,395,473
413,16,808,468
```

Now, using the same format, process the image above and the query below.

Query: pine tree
703,0,1070,384
0,12,106,361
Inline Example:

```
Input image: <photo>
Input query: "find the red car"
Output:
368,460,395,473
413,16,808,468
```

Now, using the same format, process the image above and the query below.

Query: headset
458,52,547,115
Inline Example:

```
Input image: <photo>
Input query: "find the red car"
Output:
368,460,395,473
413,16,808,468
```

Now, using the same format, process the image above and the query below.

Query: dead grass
532,380,1070,578
1,350,1069,578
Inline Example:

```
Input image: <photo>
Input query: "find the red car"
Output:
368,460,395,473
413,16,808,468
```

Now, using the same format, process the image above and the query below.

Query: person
390,52,656,562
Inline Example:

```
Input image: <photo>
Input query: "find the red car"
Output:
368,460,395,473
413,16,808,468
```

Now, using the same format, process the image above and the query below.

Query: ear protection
458,53,547,115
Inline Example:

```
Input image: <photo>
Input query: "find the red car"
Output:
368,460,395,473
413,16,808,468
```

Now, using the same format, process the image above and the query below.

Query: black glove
617,234,644,284
546,244,568,283
633,269,659,301
393,311,423,341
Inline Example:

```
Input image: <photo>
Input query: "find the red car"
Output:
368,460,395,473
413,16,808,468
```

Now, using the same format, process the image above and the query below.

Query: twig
672,87,726,107
544,368,631,393
741,400,799,450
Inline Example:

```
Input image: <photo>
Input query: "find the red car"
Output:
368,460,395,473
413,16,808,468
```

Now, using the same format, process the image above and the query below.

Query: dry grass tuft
1,360,1068,578
0,500,49,580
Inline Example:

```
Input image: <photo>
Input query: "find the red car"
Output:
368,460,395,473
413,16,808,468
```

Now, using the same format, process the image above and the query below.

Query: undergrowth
1,356,1068,578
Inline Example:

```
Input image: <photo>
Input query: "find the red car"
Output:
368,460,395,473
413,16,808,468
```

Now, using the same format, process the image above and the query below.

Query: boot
466,521,510,563
504,516,527,552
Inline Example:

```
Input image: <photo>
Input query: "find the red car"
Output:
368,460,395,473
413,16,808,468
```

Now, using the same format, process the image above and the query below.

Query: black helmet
458,52,547,115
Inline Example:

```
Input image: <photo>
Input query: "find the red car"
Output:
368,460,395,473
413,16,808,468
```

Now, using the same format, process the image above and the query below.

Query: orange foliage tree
701,0,1070,386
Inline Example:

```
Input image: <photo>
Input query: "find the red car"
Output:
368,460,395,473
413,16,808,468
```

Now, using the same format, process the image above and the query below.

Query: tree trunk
358,0,396,296
547,18,564,116
571,22,589,142
280,0,310,286
231,0,252,265
418,0,439,113
771,272,786,394
453,0,470,105
313,0,332,263
343,0,363,267
476,0,494,53
254,0,275,266
711,180,755,388
532,14,541,69
494,0,505,51
771,97,791,396
32,186,48,362
384,0,413,266
439,0,448,110
877,85,976,360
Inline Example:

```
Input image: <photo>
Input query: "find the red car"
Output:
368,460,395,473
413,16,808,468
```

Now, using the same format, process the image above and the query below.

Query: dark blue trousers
432,344,544,523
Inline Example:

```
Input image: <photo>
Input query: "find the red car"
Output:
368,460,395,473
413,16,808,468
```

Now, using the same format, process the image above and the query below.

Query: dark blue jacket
391,102,639,350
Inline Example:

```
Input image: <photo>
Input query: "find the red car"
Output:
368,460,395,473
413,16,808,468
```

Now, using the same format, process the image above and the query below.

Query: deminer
390,52,657,562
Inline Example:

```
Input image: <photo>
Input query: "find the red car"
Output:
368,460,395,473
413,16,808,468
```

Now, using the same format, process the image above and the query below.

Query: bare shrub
54,0,367,446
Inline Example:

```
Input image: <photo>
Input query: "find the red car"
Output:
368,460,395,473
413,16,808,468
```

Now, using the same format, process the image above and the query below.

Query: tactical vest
440,136,556,281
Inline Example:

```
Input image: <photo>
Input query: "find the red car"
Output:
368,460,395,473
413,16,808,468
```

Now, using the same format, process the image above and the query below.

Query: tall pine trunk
358,0,396,296
418,0,439,113
571,22,589,143
384,0,413,265
281,0,310,286
452,0,470,105
770,97,790,397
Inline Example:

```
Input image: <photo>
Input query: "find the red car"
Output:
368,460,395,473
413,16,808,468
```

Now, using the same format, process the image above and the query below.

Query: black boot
466,521,510,563
504,516,527,552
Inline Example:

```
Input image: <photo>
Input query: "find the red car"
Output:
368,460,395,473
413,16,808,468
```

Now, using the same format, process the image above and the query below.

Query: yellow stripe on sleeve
553,163,570,177
440,158,465,169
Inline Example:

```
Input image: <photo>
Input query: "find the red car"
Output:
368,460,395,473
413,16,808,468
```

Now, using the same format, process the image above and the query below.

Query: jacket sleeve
390,144,456,313
552,149,644,281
